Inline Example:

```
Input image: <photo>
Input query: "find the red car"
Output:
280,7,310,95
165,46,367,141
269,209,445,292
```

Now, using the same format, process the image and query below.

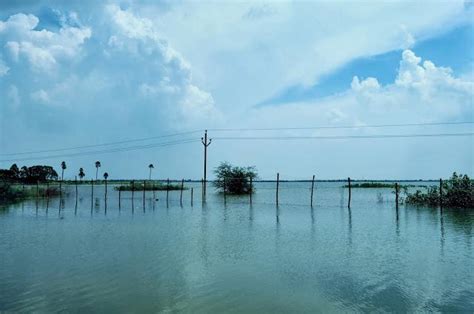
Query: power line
208,121,474,132
0,139,200,163
213,132,474,141
0,130,203,156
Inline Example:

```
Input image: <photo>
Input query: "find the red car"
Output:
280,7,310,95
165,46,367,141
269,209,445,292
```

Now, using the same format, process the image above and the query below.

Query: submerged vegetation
405,173,473,208
0,181,61,202
213,162,257,195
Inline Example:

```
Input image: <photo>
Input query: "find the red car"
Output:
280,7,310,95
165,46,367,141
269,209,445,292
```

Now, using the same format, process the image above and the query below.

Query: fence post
166,178,170,207
276,173,280,206
75,176,78,199
180,179,184,206
119,186,121,209
395,182,399,208
439,178,443,208
310,175,315,207
191,187,194,207
347,177,351,209
143,180,146,209
223,178,227,205
249,177,253,205
59,179,62,198
91,180,94,209
131,180,135,201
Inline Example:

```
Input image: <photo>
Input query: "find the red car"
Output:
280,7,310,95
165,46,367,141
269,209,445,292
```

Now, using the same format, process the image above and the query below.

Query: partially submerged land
0,163,472,209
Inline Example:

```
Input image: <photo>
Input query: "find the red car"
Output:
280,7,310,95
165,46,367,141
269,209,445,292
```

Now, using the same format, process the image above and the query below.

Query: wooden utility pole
201,130,212,197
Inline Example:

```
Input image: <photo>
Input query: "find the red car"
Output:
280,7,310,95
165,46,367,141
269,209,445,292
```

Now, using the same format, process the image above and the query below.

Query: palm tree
61,161,67,181
103,172,109,180
148,164,154,180
95,161,101,180
78,168,85,181
103,172,109,198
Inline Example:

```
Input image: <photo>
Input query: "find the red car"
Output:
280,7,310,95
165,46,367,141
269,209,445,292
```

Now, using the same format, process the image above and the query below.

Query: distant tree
95,161,101,180
9,164,20,179
213,162,257,194
148,164,154,180
61,161,67,181
22,166,58,183
78,168,85,181
103,172,109,180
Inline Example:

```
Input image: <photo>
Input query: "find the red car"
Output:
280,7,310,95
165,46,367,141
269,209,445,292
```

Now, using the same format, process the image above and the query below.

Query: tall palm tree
78,168,85,181
61,161,67,181
95,161,101,180
103,172,109,180
148,164,154,180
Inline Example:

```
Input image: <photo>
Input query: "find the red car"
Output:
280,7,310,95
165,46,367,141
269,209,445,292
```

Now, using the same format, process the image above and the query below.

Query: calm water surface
1,182,473,312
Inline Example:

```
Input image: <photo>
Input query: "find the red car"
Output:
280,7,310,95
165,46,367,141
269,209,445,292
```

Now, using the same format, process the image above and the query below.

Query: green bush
213,162,257,194
406,172,473,208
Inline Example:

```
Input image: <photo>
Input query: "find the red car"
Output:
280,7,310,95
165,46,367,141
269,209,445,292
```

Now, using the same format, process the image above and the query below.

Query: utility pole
201,130,212,197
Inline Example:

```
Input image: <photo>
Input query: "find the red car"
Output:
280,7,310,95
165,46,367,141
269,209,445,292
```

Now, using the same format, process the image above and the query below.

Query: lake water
1,182,473,312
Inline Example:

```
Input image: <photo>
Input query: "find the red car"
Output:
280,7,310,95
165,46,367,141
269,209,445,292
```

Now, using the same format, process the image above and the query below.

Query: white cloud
30,89,50,105
0,57,9,76
0,12,91,72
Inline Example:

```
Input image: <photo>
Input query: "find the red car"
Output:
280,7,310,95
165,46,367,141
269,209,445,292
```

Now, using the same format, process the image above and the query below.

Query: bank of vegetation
405,173,473,208
344,182,427,188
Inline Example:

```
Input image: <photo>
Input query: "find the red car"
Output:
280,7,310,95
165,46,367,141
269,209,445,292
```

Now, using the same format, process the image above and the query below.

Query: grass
114,182,185,191
344,182,427,188
0,182,62,202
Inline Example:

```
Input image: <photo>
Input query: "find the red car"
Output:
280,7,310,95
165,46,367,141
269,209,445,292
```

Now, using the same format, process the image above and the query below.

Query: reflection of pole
201,130,212,198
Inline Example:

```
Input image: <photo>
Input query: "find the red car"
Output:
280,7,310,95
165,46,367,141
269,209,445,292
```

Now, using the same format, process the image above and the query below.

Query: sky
0,0,473,180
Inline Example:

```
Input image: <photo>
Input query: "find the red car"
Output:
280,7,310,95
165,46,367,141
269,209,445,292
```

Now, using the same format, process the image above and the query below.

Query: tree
61,161,67,181
95,161,101,180
103,172,109,180
148,163,154,180
78,168,85,181
22,166,58,183
213,162,257,194
9,164,20,179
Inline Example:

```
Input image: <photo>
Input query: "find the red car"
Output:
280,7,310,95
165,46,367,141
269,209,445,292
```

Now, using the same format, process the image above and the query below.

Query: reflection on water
0,182,473,312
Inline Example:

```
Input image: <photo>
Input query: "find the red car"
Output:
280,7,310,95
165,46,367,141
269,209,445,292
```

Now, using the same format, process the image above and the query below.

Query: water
1,182,473,312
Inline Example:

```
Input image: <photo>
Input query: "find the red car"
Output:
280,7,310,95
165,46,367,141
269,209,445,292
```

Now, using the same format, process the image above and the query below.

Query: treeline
0,164,58,184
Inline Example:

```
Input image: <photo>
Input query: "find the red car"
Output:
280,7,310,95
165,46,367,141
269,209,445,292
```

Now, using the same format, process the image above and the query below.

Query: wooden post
59,179,62,198
143,180,146,208
105,178,108,199
131,180,135,200
347,177,351,209
223,178,227,205
119,186,121,209
191,188,194,207
395,182,399,208
75,176,78,199
249,177,253,205
201,178,204,202
91,180,94,208
276,173,280,206
180,179,184,206
166,178,170,206
310,174,315,207
439,178,443,208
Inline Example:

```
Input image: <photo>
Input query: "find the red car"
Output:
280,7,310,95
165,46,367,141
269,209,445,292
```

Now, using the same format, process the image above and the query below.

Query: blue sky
0,1,473,180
